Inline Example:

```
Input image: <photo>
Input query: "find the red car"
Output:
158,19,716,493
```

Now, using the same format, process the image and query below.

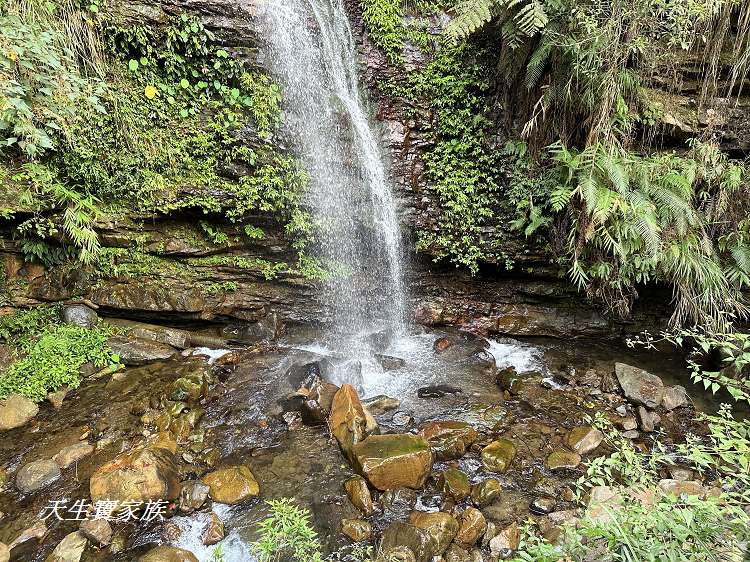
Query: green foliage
0,306,115,401
446,0,548,46
251,499,323,562
361,0,405,64
203,281,238,295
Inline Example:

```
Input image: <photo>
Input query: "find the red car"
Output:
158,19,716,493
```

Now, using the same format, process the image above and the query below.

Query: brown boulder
409,511,458,555
344,475,374,515
138,546,199,562
53,443,94,469
566,426,604,455
381,522,435,562
341,518,372,542
455,507,487,548
329,384,368,462
202,466,260,504
351,434,433,490
418,421,478,461
201,512,224,545
614,363,664,408
438,467,471,501
0,394,38,431
44,531,87,562
90,447,179,503
481,439,517,473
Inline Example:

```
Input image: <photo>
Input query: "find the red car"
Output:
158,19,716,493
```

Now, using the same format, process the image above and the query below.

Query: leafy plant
362,0,405,64
251,499,323,562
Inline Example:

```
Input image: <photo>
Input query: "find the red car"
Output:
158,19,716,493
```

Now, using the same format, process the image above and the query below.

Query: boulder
344,475,374,515
53,443,94,469
566,426,604,455
637,406,660,432
47,388,68,409
363,395,401,415
138,547,199,562
433,337,454,353
444,544,471,562
179,480,210,513
418,421,478,461
62,304,98,328
381,522,435,562
382,487,417,515
586,485,623,523
16,459,61,494
341,518,372,542
481,439,517,473
662,385,689,410
614,363,664,408
107,336,177,366
546,450,581,470
489,522,519,556
351,434,433,490
657,479,705,497
201,512,224,545
79,519,112,546
329,384,368,462
0,394,39,431
470,479,502,507
44,531,87,562
495,367,521,395
530,497,556,514
455,507,486,548
0,543,8,562
375,355,406,371
409,511,459,555
202,465,259,504
438,467,471,501
90,447,179,503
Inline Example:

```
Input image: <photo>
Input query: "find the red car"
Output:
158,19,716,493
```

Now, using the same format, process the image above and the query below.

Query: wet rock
438,467,471,501
433,337,454,353
481,439,517,473
282,411,304,430
363,395,401,415
489,522,519,557
146,431,178,454
471,479,502,507
341,518,372,542
45,531,87,562
168,375,207,404
668,465,694,481
138,546,199,562
530,497,556,514
587,485,623,523
418,420,478,461
662,385,689,410
481,490,529,524
202,465,260,504
614,363,665,408
79,519,112,547
637,406,660,432
179,480,210,513
409,511,458,555
90,447,179,503
201,512,224,545
53,443,94,469
329,384,368,462
47,388,68,409
382,487,417,514
375,354,406,370
391,411,414,427
444,544,471,562
381,522,435,562
107,336,177,365
300,399,327,426
16,459,61,494
546,450,581,470
0,543,7,562
344,475,374,515
363,406,379,436
455,507,487,548
658,479,705,497
62,304,98,328
622,430,639,439
378,546,416,562
309,379,339,412
0,394,38,431
417,384,462,398
566,426,604,455
352,434,433,490
495,367,521,395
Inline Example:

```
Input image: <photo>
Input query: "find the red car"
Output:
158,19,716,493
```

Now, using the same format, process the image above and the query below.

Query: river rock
409,511,458,555
341,518,372,542
0,394,38,431
62,304,98,328
47,388,68,409
495,367,521,395
614,363,664,408
438,467,471,501
444,544,471,562
662,385,689,410
179,480,210,513
138,546,199,562
418,420,478,461
375,354,406,370
455,507,487,548
53,443,94,469
79,519,112,546
329,384,368,462
16,459,61,494
658,479,705,497
202,466,259,504
382,487,417,514
90,447,179,503
201,512,224,545
471,479,502,507
637,406,660,432
433,337,454,353
363,395,401,415
0,543,8,562
107,336,177,366
566,426,604,455
587,485,623,522
530,497,556,514
344,475,374,515
45,531,87,562
481,439,517,473
381,522,435,562
352,434,433,490
489,522,519,556
546,450,581,470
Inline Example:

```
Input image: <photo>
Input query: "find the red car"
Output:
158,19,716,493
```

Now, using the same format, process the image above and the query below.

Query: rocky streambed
0,314,714,561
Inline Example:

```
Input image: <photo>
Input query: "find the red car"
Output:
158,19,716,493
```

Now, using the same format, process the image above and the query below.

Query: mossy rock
481,439,517,473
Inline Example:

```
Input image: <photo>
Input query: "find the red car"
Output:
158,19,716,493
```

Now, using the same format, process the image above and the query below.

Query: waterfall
261,0,407,350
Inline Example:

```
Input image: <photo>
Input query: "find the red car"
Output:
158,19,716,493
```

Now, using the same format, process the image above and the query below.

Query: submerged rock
90,447,179,503
44,531,87,562
53,443,94,469
363,394,401,415
546,450,581,470
202,465,259,505
418,420,478,461
329,384,368,462
614,363,664,408
352,434,433,490
0,394,39,431
381,487,418,514
344,475,374,515
79,519,112,547
481,439,517,473
381,521,435,562
409,511,459,555
495,367,521,395
138,546,199,562
417,385,462,398
16,459,61,494
375,354,406,370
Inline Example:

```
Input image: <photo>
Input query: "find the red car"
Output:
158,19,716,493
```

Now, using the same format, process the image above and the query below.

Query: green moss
203,281,238,296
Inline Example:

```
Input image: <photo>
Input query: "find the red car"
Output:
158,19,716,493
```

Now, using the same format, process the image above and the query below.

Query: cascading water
261,0,407,354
